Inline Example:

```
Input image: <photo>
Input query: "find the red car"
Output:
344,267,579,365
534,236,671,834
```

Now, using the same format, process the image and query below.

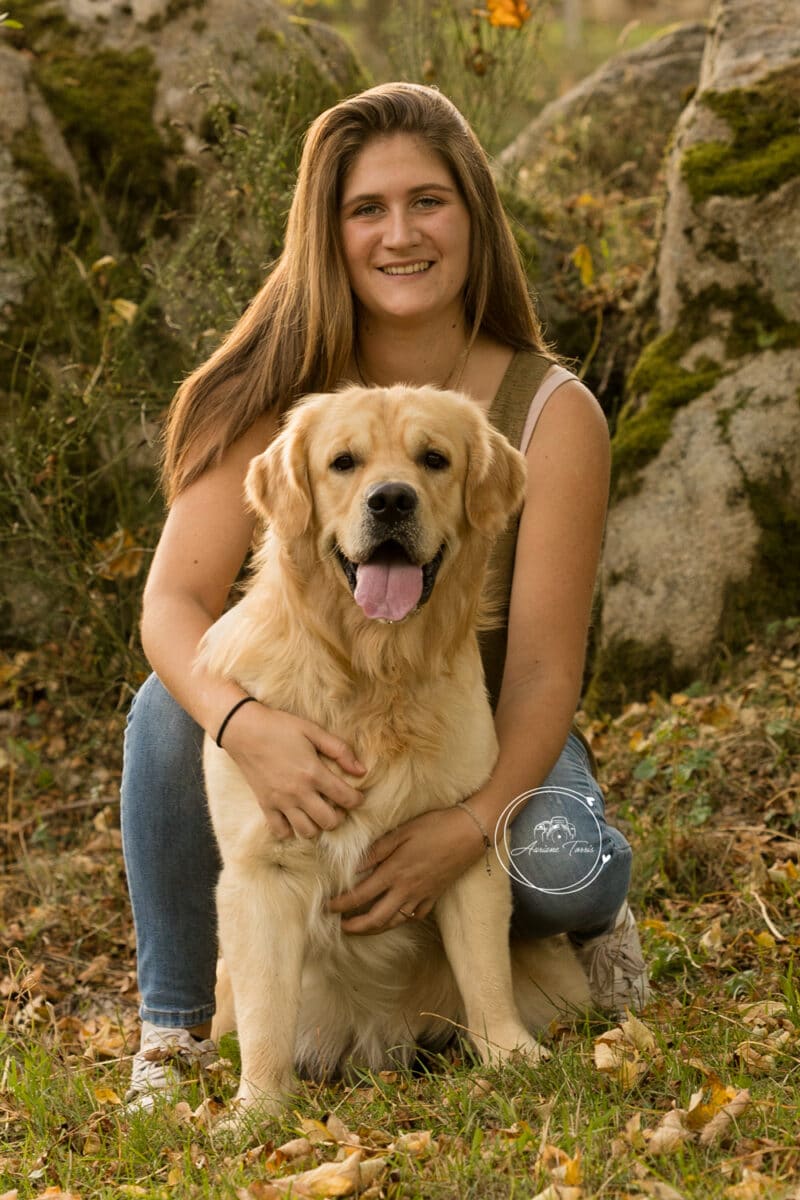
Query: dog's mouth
335,540,445,623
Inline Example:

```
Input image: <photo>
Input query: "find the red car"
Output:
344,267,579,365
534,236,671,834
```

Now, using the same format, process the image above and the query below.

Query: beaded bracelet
456,800,493,875
215,695,257,748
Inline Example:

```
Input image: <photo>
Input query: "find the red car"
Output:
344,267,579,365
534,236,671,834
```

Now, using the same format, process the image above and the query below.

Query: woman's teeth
381,262,432,275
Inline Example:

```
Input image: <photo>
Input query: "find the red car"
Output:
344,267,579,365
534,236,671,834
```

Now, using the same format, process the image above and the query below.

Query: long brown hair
162,82,547,502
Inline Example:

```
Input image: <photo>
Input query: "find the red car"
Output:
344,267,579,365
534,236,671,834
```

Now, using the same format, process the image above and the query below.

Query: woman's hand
327,806,487,934
221,700,366,840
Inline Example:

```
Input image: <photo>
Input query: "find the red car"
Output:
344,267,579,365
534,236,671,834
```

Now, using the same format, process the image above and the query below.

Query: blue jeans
120,674,632,1027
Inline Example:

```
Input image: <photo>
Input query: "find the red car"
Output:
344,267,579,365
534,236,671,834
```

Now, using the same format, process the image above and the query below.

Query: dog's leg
216,863,306,1115
435,858,549,1065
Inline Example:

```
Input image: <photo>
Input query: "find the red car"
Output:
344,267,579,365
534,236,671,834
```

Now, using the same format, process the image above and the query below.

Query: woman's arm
140,411,365,839
330,379,610,930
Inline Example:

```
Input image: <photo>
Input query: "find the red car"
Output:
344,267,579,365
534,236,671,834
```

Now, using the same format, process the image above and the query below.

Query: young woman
121,81,648,1106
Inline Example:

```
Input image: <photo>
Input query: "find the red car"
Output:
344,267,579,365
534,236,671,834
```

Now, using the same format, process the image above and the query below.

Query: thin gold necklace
354,340,471,392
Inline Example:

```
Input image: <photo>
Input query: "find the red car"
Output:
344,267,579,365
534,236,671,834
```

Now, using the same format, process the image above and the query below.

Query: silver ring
398,907,416,920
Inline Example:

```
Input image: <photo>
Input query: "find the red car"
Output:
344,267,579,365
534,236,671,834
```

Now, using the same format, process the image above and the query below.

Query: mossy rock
584,635,683,715
682,66,800,202
34,46,172,250
612,285,800,496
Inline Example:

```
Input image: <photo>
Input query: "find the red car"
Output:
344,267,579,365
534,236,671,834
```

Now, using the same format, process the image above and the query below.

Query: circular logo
494,786,605,895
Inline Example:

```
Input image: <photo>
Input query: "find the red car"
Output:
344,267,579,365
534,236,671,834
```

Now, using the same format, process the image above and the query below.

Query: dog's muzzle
335,539,445,623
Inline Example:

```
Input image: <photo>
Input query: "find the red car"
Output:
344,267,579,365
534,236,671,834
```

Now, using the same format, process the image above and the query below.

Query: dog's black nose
366,481,418,523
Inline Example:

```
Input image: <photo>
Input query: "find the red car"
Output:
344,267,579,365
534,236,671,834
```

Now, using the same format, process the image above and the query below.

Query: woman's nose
383,207,421,248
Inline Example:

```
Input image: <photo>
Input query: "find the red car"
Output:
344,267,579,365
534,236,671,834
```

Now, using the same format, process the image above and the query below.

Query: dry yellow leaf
110,298,138,325
390,1130,432,1156
645,1109,691,1155
530,1186,583,1200
724,1167,772,1198
699,918,725,953
266,1137,313,1166
619,1012,658,1053
735,1040,776,1073
570,242,594,287
637,1181,687,1199
268,1150,386,1197
698,1088,750,1146
92,1086,122,1106
93,529,145,581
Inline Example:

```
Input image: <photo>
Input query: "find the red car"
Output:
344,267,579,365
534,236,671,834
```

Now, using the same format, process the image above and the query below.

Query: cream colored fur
199,385,590,1117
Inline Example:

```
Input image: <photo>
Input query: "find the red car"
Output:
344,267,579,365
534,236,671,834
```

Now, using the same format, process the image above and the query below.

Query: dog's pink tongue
354,560,423,621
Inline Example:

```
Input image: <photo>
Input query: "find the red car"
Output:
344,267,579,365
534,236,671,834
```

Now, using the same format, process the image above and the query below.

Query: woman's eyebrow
342,182,457,206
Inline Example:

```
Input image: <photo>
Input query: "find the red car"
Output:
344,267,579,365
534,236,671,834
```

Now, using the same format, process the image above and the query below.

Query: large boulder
590,0,800,708
1,0,365,261
499,21,707,195
497,22,706,402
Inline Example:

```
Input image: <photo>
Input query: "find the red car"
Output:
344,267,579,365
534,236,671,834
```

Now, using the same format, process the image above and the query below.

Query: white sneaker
573,902,650,1018
125,1020,218,1111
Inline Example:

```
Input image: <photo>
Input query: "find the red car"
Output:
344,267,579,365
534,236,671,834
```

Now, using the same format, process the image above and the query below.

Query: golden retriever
198,384,590,1118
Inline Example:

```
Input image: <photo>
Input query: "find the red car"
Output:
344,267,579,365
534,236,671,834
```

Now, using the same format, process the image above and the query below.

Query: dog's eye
423,451,449,471
330,453,356,472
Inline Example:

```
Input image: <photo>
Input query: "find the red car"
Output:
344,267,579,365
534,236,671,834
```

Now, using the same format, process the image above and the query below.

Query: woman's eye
331,453,356,472
415,195,441,209
423,451,449,470
353,202,381,217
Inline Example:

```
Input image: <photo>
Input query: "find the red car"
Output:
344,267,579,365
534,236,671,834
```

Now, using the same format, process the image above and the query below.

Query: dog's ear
245,411,312,540
465,424,527,536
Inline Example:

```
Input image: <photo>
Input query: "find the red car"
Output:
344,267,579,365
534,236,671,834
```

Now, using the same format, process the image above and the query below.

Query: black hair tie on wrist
215,695,257,748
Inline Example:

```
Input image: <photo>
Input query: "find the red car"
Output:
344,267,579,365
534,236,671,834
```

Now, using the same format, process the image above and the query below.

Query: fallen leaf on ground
645,1108,692,1155
698,1089,750,1146
724,1167,773,1198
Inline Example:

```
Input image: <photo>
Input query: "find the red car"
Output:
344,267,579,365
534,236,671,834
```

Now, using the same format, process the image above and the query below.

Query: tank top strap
486,350,554,449
519,365,582,454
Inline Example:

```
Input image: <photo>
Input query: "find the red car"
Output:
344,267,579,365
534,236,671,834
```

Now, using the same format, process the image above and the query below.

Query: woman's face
339,133,471,328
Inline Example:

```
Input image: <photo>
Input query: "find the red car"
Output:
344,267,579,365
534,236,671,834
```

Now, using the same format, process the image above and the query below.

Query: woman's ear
465,424,527,536
245,410,313,540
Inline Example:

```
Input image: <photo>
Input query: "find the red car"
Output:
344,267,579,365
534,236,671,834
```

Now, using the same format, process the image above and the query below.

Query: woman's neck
351,319,515,415
354,314,470,390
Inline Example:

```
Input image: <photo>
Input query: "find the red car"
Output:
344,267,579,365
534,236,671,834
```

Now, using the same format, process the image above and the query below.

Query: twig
0,793,119,835
750,889,787,942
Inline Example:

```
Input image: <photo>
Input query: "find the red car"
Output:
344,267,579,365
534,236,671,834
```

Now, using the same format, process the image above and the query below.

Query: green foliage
383,0,546,154
682,67,800,202
1,68,351,702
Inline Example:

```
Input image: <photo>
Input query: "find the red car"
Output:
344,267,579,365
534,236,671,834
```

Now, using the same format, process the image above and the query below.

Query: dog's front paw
211,1091,284,1145
475,1028,551,1067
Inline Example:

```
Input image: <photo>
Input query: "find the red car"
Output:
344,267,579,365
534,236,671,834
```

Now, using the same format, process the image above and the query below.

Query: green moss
612,327,723,495
612,285,800,496
144,0,204,31
682,67,800,202
257,24,286,47
11,128,80,242
4,0,77,49
718,468,800,653
35,46,170,250
585,635,684,715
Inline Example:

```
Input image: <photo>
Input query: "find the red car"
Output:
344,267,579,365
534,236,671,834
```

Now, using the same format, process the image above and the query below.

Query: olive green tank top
478,349,554,711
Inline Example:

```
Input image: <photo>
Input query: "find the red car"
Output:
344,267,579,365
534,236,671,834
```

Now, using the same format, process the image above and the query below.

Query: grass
1,618,798,1198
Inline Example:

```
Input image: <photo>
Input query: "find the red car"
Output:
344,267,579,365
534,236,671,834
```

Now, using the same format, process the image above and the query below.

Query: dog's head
246,385,526,624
